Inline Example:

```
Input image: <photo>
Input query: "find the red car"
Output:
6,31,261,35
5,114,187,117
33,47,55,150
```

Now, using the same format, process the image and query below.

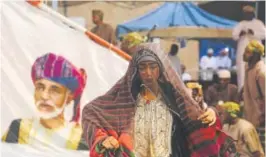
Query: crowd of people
1,4,265,157
200,48,232,71
86,5,265,157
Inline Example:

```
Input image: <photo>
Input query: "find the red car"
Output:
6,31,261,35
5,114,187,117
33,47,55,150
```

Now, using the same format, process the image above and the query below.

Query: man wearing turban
243,40,265,150
218,102,264,157
120,32,147,56
186,82,208,110
232,5,265,91
91,9,117,45
2,53,88,150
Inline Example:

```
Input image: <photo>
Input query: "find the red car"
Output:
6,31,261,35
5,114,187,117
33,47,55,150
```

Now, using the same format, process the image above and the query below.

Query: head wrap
220,102,240,118
245,40,265,56
122,32,147,48
218,69,231,79
243,5,255,13
82,43,237,156
92,9,104,20
182,74,192,81
186,82,203,96
220,47,229,54
31,53,87,122
207,48,214,54
135,48,159,64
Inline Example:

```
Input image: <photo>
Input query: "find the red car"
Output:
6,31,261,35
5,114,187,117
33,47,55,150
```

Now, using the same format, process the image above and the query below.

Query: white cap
207,48,214,54
220,47,229,54
218,100,224,105
224,47,229,52
217,69,231,78
182,73,192,81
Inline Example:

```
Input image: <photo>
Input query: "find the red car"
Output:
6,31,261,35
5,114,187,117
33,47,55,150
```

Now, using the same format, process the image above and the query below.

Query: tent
116,2,237,38
116,2,239,58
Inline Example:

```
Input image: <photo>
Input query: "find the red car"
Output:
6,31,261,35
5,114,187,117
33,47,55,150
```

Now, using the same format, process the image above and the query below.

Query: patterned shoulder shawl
82,43,237,157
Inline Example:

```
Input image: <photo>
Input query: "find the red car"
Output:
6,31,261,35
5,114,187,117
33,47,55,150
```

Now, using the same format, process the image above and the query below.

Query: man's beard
243,55,250,62
218,83,228,90
243,13,254,21
35,98,67,119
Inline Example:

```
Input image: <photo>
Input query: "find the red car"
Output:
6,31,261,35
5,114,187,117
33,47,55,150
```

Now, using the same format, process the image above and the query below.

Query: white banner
1,1,128,156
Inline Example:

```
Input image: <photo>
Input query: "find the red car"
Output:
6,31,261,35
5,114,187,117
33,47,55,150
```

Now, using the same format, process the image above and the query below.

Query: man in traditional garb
200,48,217,70
232,5,265,91
243,40,265,150
2,53,88,150
91,9,117,45
216,48,232,70
168,44,182,76
120,32,147,56
204,69,239,107
200,48,217,81
181,64,192,82
218,102,264,157
82,43,238,157
186,82,208,110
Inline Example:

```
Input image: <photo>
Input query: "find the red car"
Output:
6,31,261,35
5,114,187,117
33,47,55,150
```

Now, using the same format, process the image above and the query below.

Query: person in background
200,48,216,70
2,53,88,150
168,44,182,75
218,102,264,157
205,69,238,106
233,5,265,91
181,64,192,82
91,10,117,45
120,32,147,56
216,47,232,70
200,48,216,81
243,40,265,150
186,82,208,110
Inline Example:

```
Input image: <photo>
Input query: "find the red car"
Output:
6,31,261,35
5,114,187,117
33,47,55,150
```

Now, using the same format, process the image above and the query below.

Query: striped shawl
82,43,238,157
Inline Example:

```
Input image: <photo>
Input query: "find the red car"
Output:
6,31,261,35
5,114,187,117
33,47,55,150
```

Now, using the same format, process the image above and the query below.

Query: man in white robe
200,48,217,70
200,48,216,81
232,5,265,90
216,48,232,70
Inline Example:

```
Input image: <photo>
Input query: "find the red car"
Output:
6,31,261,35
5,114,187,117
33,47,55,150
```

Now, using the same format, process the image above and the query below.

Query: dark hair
250,52,262,65
242,12,255,21
92,10,104,21
169,44,179,56
131,63,164,100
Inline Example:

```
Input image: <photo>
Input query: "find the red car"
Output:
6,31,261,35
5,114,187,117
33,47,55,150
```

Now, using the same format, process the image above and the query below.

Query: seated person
205,69,238,106
217,102,264,157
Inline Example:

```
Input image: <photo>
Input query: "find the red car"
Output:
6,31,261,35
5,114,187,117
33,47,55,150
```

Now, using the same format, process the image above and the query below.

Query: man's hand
251,151,261,157
102,136,120,149
185,105,203,120
247,29,254,35
198,108,216,126
239,30,246,37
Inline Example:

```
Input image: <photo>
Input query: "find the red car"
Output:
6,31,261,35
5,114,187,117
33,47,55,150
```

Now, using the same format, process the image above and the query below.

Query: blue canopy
116,2,237,36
